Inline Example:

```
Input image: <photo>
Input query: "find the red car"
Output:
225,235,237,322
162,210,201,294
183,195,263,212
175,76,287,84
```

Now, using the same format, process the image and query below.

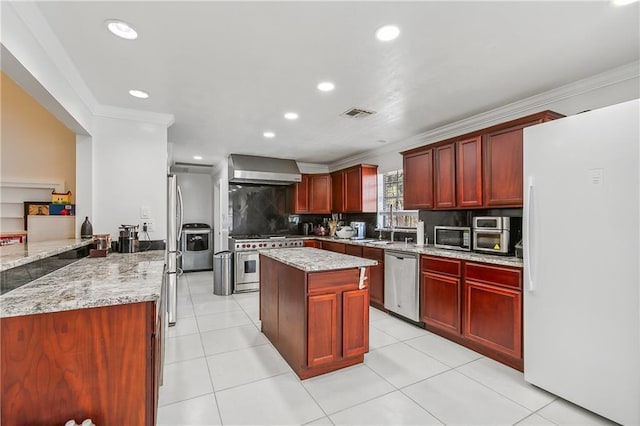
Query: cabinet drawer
362,246,384,262
345,244,363,257
465,262,522,290
308,269,361,293
322,241,346,253
421,255,461,277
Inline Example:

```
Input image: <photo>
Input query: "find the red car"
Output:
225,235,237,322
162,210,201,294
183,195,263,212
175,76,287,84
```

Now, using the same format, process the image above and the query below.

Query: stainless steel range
229,236,305,293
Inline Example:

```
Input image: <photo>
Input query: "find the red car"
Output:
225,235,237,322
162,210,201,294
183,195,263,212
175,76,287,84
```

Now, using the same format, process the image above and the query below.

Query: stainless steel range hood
228,154,302,185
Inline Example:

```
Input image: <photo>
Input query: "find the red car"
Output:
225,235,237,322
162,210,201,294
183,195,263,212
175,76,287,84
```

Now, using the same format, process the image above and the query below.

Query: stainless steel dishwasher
384,250,420,321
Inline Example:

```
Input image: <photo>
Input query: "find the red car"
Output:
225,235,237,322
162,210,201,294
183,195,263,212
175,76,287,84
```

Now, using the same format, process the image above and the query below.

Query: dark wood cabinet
434,144,456,209
331,165,377,213
1,300,162,426
483,124,527,207
362,246,384,308
456,136,483,207
304,239,320,248
291,174,309,213
463,262,523,363
260,256,369,379
322,240,346,254
420,256,461,335
345,244,363,257
309,174,331,213
292,174,330,214
403,149,433,210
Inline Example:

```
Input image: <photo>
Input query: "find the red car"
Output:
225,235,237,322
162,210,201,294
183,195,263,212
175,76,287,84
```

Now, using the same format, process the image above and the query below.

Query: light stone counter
0,251,164,318
312,236,523,268
259,247,377,272
0,238,94,272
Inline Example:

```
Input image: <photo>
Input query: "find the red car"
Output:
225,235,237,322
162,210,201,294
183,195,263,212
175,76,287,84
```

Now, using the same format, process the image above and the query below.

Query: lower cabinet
420,255,523,370
362,247,384,308
304,239,321,248
322,241,346,253
308,293,339,367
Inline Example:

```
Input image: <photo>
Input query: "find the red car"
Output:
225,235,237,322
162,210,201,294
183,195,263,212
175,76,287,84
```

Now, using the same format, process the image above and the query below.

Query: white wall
75,134,92,236
91,116,168,240
176,172,213,225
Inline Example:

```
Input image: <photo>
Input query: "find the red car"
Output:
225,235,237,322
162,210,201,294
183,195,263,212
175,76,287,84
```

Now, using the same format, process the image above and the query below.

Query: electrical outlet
141,219,154,233
145,219,154,232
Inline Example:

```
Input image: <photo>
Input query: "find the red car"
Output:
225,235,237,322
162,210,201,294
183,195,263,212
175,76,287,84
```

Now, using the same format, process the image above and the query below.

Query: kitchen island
0,251,165,426
259,247,376,379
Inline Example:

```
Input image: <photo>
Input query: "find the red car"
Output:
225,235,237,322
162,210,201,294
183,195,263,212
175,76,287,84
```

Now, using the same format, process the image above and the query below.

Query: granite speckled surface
0,239,94,272
259,247,377,272
0,251,164,318
312,236,523,268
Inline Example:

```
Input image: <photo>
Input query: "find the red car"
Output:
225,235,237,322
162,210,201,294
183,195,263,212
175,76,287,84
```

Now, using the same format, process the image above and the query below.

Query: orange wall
1,71,76,200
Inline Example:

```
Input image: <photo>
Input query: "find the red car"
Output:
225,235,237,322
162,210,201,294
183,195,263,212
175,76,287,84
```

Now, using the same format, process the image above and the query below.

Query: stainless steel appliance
472,216,512,254
118,224,139,253
384,250,420,321
229,236,304,292
350,221,366,239
167,174,184,326
433,226,471,251
181,223,213,271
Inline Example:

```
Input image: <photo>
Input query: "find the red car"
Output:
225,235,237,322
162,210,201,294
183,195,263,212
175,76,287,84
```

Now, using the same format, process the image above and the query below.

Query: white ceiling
32,1,640,166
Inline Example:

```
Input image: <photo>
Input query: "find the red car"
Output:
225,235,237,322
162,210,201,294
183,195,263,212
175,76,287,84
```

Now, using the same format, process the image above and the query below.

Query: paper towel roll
416,221,425,246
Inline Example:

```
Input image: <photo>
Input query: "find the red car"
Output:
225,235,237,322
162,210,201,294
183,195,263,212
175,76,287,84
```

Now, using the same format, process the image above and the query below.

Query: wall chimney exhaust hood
228,154,302,185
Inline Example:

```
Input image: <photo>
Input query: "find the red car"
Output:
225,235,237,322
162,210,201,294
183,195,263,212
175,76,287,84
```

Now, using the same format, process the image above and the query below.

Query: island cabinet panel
342,289,369,358
1,301,159,426
322,240,346,254
403,149,434,210
362,247,384,308
420,256,462,335
456,136,483,207
434,144,456,209
308,293,339,367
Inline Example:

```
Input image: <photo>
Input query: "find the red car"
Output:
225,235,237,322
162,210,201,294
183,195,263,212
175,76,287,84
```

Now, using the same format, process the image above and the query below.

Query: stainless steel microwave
434,226,471,251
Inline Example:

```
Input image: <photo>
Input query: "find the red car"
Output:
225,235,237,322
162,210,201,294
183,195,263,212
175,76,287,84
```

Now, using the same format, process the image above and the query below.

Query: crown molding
93,105,175,127
329,61,640,171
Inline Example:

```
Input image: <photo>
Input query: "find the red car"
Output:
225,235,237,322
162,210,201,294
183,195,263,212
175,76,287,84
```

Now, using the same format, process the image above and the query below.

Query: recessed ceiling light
129,89,149,99
376,25,400,42
106,19,138,40
263,131,276,138
317,82,335,92
284,112,299,120
611,0,638,5
193,155,203,160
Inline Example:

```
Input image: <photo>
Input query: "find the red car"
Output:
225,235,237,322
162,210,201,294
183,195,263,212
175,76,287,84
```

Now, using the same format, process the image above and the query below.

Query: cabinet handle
525,177,535,292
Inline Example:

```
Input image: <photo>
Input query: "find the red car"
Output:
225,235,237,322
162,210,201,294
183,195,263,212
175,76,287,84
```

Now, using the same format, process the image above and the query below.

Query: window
378,170,418,229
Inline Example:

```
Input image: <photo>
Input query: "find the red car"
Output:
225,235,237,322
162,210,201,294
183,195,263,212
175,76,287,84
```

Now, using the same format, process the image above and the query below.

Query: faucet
389,203,395,242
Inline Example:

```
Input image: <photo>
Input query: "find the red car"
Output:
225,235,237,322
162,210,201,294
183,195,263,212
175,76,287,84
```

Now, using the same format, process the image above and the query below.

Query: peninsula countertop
0,238,94,272
0,250,165,318
259,247,377,272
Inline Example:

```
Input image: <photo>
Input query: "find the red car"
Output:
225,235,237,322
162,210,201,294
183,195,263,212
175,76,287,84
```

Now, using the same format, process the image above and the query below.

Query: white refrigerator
523,99,639,425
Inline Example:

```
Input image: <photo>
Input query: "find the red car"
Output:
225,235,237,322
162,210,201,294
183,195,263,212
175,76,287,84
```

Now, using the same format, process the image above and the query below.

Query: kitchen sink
369,241,393,245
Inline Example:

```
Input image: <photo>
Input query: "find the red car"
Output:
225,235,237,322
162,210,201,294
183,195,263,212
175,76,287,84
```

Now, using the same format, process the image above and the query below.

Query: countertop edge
259,247,377,272
1,239,95,272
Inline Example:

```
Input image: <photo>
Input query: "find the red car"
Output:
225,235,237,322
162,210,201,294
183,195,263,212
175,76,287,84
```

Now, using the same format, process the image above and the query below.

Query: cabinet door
344,167,362,212
321,241,346,254
291,174,309,213
456,136,483,207
303,239,320,248
421,272,460,334
342,289,369,358
403,150,433,210
308,293,339,367
463,280,522,359
434,144,456,209
345,244,362,257
368,262,384,306
483,124,528,207
309,174,331,213
331,171,345,212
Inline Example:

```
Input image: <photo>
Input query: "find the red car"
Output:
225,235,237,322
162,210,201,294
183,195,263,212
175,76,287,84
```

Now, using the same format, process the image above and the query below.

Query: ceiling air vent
341,107,376,119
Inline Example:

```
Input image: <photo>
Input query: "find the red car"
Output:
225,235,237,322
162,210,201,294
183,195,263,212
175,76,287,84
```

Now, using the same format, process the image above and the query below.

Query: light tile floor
158,271,616,426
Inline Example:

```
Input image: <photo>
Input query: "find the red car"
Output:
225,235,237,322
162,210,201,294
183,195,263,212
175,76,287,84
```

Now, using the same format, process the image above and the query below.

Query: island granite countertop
0,250,164,318
0,238,94,272
312,236,523,268
259,247,377,272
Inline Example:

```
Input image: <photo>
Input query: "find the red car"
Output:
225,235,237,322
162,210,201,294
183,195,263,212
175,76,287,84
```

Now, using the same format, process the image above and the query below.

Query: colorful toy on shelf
51,191,72,204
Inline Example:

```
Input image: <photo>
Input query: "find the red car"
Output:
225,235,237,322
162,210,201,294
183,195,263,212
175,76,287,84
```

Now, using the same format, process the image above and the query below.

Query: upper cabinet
292,174,331,214
331,165,378,213
403,149,434,210
402,111,563,210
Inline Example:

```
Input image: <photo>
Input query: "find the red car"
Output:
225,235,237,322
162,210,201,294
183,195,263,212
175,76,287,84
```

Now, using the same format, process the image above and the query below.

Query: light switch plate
140,206,150,219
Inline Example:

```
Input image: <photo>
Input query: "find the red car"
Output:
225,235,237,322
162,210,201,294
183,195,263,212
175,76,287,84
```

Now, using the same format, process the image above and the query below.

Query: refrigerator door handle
525,176,535,292
177,184,184,242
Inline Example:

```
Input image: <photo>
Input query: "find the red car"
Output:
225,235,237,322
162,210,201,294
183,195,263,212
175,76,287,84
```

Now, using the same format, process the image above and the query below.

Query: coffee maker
350,222,366,239
118,224,139,253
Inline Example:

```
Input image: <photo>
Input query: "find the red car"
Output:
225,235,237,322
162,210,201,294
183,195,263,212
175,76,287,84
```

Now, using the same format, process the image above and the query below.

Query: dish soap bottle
80,217,93,239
